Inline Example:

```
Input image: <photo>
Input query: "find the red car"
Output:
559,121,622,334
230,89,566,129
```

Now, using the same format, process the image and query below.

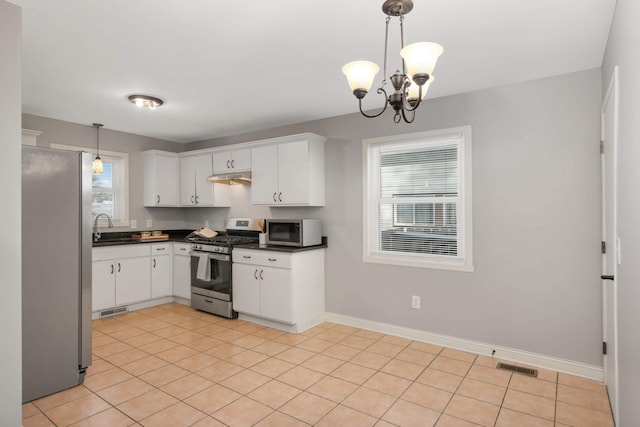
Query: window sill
363,253,475,272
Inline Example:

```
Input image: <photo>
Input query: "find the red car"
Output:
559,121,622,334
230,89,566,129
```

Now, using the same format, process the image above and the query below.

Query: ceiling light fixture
342,0,443,124
127,94,164,110
92,123,104,175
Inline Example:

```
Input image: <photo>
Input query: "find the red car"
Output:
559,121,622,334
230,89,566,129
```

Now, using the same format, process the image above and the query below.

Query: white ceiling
11,0,616,143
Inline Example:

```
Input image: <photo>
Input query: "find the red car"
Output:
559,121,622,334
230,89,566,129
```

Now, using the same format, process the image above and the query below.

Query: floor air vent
99,306,127,318
496,362,538,377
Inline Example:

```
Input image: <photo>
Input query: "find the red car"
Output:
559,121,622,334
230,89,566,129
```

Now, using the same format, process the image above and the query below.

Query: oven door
190,252,232,301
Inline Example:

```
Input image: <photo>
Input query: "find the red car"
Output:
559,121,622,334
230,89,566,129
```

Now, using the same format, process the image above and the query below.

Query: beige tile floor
23,303,614,426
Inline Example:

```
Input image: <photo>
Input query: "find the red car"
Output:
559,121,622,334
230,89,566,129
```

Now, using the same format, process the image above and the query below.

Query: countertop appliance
266,218,322,247
188,218,260,318
22,146,92,403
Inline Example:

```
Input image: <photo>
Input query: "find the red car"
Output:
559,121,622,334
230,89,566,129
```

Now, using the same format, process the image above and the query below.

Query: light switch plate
146,219,152,227
130,219,137,229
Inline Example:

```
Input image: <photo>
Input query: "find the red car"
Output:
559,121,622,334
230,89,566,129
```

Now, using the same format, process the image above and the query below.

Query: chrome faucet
93,213,113,241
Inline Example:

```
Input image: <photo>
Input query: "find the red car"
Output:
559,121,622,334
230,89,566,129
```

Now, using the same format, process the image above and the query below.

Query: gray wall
602,0,640,425
0,1,22,424
21,69,604,370
21,114,188,231
186,68,603,366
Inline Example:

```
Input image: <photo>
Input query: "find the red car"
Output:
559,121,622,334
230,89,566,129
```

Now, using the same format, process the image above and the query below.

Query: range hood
207,171,252,185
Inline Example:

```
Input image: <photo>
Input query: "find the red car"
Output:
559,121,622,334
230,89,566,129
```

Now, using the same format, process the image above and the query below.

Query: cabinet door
277,140,310,204
231,148,251,171
173,254,191,299
195,154,214,206
251,144,279,205
232,263,261,316
92,260,116,311
212,150,231,173
180,156,196,206
151,255,172,298
115,257,151,305
259,266,292,323
155,153,179,206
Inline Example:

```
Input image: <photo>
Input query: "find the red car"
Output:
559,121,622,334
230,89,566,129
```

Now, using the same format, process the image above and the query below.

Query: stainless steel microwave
266,219,322,247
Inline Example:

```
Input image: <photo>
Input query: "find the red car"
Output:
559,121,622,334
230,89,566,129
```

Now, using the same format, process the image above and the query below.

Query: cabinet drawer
151,242,171,254
233,249,291,269
93,244,150,261
173,243,191,256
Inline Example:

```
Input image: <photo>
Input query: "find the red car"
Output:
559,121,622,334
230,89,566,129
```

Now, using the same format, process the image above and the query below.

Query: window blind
376,138,461,257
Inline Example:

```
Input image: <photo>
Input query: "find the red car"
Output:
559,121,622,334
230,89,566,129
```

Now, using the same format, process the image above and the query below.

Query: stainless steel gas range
188,218,260,318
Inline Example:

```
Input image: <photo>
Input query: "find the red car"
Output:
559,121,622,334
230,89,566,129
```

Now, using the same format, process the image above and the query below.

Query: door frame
601,65,619,422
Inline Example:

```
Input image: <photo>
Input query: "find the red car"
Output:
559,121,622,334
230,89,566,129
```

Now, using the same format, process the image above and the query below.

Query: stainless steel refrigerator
22,146,92,403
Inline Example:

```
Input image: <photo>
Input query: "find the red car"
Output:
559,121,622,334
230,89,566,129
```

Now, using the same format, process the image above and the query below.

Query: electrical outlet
130,219,137,229
146,219,152,228
411,295,421,309
204,220,210,228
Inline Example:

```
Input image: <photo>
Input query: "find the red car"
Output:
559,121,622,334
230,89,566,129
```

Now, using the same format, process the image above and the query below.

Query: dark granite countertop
234,243,327,253
234,236,328,253
92,229,193,247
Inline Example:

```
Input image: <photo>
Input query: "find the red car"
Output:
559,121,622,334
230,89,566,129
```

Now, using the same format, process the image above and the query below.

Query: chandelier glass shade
92,123,104,175
342,0,443,123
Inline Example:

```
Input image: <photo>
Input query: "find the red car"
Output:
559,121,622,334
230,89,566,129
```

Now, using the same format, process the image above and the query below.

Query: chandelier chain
383,16,390,87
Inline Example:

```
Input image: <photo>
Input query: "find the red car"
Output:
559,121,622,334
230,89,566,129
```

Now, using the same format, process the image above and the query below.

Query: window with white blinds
363,127,474,271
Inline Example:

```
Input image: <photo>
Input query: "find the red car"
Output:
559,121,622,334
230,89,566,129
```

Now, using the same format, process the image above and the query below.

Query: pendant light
92,123,104,175
342,0,443,124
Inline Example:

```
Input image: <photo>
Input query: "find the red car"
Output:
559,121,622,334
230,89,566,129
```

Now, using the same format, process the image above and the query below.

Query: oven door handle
189,251,230,262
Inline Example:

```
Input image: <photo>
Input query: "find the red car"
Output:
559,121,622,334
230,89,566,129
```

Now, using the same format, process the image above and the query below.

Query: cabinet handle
195,195,199,204
278,192,282,202
157,247,165,251
273,192,277,202
243,255,252,259
110,264,114,274
254,269,258,280
268,258,277,262
153,259,156,268
191,195,194,204
227,160,230,169
117,262,121,272
231,159,235,169
157,195,160,204
259,269,264,280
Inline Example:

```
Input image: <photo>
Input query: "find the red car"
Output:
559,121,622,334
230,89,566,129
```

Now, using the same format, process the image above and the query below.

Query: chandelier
342,0,443,123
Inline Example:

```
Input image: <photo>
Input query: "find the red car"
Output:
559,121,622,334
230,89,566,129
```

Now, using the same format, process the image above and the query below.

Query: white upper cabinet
180,154,229,207
143,150,179,207
251,134,325,206
213,148,251,173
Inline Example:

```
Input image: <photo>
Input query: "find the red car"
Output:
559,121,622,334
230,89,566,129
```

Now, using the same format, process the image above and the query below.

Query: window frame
362,126,474,272
51,144,130,227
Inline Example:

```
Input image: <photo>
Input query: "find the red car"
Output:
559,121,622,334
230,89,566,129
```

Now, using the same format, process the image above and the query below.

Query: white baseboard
238,313,325,334
324,312,603,382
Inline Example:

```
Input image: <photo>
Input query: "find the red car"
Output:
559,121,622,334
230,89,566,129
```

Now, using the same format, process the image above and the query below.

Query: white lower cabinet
151,243,172,298
92,259,117,312
92,245,152,312
115,257,152,305
232,248,325,327
173,243,191,299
